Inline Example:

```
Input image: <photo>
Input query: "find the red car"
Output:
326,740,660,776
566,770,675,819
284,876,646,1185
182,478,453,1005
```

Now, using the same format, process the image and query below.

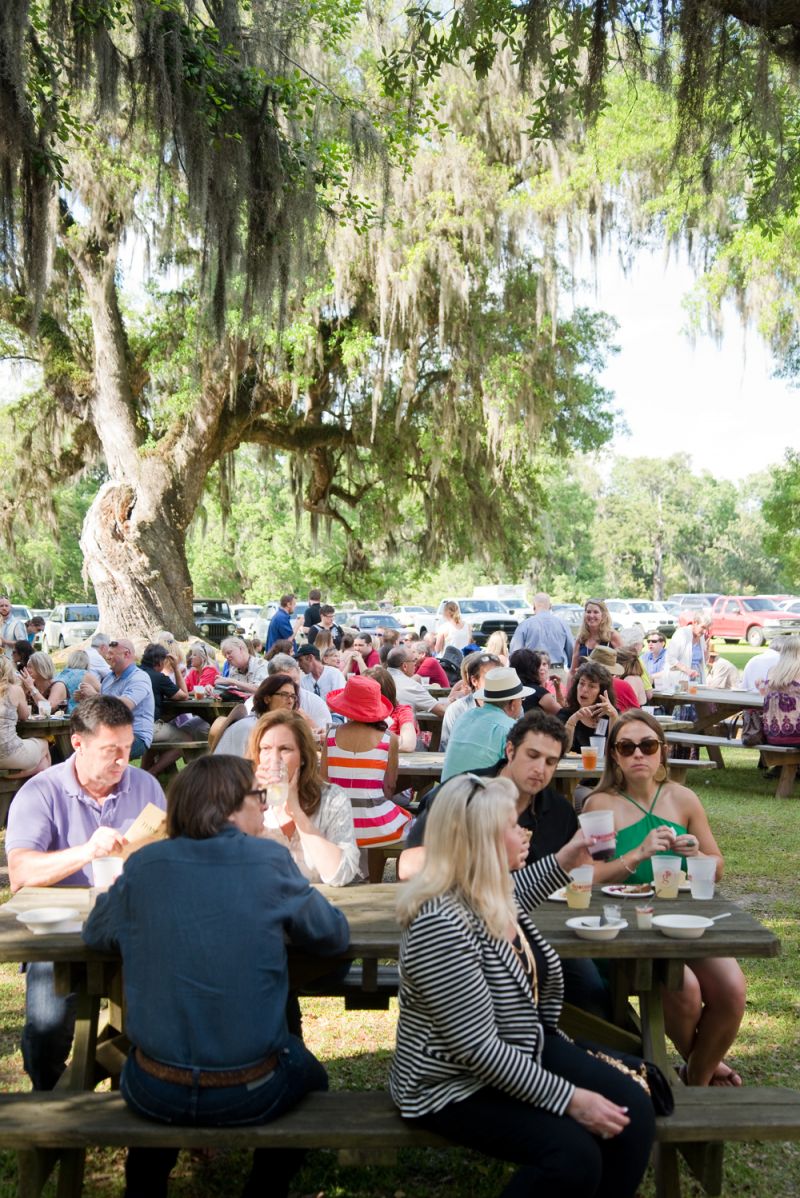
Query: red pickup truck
709,596,800,646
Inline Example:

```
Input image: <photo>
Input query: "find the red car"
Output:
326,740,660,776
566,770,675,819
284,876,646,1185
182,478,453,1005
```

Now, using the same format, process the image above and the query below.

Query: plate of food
601,884,655,899
548,887,568,902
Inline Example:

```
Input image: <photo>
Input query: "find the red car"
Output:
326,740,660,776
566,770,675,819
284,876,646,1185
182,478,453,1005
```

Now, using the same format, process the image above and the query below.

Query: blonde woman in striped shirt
390,775,655,1198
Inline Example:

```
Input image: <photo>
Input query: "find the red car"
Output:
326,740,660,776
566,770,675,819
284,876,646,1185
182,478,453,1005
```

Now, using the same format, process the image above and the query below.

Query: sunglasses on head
615,738,661,758
464,773,488,805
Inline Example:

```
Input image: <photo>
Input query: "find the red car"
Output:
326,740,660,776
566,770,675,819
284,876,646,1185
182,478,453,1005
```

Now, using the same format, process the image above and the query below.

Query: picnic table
161,695,242,721
397,752,715,804
17,714,75,759
0,883,781,1198
650,688,764,767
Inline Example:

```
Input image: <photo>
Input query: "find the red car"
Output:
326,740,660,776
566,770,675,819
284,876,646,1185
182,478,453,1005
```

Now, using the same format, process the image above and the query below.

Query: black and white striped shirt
390,855,574,1118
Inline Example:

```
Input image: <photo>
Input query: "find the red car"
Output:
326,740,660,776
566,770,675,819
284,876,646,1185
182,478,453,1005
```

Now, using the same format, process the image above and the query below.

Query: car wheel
724,638,737,644
58,635,65,649
746,626,765,647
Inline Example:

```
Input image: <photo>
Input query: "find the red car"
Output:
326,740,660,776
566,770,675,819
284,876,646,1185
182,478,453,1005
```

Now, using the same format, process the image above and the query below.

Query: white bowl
16,908,83,935
652,914,713,940
566,916,627,941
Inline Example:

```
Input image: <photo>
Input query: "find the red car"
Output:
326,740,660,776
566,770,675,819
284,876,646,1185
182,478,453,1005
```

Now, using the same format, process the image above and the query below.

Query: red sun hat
326,676,393,723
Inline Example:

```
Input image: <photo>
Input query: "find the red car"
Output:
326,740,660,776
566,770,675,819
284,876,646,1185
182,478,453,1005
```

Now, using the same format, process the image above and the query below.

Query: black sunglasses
647,638,663,645
464,773,488,805
615,738,661,758
245,788,269,807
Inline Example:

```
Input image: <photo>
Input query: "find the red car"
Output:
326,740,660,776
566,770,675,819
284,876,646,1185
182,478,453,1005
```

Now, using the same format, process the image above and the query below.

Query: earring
654,763,667,783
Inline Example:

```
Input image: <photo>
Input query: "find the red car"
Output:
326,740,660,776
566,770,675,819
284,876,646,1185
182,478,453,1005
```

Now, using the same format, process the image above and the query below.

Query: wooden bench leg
776,763,798,798
668,765,687,785
679,1142,724,1195
654,1142,682,1198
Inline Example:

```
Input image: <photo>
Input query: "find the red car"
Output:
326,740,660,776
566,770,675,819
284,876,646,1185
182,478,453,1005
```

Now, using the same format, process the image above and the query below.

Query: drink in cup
652,854,682,899
193,686,205,699
578,810,617,862
590,735,605,761
92,856,124,890
266,762,289,809
688,856,717,900
38,700,51,718
566,865,593,910
580,746,598,770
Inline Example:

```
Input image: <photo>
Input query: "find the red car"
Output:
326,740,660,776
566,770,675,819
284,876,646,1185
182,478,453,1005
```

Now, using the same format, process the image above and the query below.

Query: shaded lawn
0,751,798,1196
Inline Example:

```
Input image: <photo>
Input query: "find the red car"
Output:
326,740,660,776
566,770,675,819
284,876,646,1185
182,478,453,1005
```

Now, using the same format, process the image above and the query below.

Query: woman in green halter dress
583,711,746,1088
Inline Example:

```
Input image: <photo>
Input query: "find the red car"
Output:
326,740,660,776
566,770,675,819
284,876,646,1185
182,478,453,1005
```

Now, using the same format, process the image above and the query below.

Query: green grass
1,752,799,1196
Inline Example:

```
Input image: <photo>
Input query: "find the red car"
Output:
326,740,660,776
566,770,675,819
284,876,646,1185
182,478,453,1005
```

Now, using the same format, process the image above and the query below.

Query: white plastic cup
590,735,606,761
193,686,205,699
38,700,52,718
688,856,717,900
642,705,656,715
578,810,617,862
92,856,124,890
566,865,594,909
652,853,682,899
569,865,594,886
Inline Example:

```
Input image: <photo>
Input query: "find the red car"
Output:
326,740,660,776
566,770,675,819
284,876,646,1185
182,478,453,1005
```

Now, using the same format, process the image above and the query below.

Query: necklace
510,922,539,1008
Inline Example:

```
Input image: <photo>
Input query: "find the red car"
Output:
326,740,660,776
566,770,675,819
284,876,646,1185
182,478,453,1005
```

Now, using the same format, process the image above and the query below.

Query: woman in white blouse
390,774,655,1198
247,710,360,887
434,601,473,655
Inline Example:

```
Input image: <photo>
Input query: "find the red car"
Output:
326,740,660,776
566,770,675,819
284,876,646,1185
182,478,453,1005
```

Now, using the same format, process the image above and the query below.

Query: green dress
613,785,688,885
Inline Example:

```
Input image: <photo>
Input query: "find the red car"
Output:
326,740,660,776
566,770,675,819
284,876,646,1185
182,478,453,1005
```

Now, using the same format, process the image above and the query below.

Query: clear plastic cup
193,686,205,699
578,810,617,862
590,735,606,761
580,746,598,769
566,865,593,909
38,700,51,718
688,856,717,900
652,854,682,899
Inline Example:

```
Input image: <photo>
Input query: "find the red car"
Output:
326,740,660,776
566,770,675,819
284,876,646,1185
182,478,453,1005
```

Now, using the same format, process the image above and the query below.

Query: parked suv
43,604,99,651
708,596,800,646
193,599,238,646
608,600,677,639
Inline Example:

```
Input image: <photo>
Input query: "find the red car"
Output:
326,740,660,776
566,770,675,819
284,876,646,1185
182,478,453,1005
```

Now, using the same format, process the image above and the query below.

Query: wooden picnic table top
397,751,715,781
0,884,779,965
161,696,242,718
651,687,764,708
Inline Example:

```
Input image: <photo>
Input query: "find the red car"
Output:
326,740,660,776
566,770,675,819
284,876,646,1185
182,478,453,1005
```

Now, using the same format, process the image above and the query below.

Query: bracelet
621,855,637,875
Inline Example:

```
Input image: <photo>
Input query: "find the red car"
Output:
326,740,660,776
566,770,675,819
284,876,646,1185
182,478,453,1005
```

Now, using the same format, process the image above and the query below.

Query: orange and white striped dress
325,730,411,848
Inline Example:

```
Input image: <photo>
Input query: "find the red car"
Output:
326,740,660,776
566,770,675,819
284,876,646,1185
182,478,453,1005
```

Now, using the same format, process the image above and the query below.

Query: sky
574,245,798,481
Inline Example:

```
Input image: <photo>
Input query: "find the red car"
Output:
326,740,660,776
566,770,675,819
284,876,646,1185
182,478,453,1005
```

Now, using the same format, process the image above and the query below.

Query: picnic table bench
2,1085,800,1198
663,733,799,798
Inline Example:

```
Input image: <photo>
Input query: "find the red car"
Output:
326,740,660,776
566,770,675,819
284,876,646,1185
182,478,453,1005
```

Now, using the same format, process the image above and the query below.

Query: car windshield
65,605,99,622
363,614,404,630
193,601,231,618
457,600,509,614
630,602,658,612
741,598,778,612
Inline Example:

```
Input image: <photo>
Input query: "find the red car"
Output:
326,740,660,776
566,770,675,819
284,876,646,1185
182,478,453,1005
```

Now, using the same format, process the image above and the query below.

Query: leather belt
135,1047,278,1088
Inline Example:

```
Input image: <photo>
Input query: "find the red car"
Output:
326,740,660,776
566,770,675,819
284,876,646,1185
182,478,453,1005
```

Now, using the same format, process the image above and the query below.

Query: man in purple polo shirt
6,695,165,1089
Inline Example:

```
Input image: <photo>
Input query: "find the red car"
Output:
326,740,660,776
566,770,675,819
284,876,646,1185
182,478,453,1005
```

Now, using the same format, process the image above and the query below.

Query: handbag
741,708,763,747
581,1043,675,1116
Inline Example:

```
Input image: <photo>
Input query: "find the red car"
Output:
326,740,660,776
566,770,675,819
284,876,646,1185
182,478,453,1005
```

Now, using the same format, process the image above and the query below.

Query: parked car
615,600,677,639
551,603,585,637
391,605,437,636
335,611,407,635
435,598,519,646
192,599,238,646
779,599,800,615
231,605,262,637
603,600,648,639
11,604,31,624
43,604,100,651
708,596,800,646
666,593,722,617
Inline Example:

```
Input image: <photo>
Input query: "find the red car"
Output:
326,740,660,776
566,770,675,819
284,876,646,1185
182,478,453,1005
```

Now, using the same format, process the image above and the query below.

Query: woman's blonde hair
0,654,15,698
485,630,508,657
577,600,614,646
313,630,333,653
396,775,519,939
443,601,463,625
188,642,211,665
766,636,800,690
28,651,54,682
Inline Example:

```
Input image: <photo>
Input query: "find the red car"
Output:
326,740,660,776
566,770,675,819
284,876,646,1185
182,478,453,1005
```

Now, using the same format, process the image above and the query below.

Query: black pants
411,1032,655,1198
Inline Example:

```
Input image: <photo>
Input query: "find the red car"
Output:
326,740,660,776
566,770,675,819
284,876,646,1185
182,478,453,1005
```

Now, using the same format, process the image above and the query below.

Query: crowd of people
3,583,798,1198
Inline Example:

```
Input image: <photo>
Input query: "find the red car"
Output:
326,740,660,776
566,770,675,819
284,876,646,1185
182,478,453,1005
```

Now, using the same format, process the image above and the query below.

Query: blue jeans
130,735,149,760
122,1036,328,1197
21,961,76,1090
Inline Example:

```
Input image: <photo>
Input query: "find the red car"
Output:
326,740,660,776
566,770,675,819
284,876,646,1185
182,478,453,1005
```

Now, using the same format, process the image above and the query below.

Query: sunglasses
647,639,663,645
464,772,488,805
615,738,662,758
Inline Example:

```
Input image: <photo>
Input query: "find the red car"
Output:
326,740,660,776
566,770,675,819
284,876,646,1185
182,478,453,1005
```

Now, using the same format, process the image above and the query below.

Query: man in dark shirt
398,707,611,1019
303,588,323,628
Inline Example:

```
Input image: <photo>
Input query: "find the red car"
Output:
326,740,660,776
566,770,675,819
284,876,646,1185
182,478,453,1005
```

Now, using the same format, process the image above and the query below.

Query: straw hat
587,646,624,676
326,675,393,722
474,667,534,704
